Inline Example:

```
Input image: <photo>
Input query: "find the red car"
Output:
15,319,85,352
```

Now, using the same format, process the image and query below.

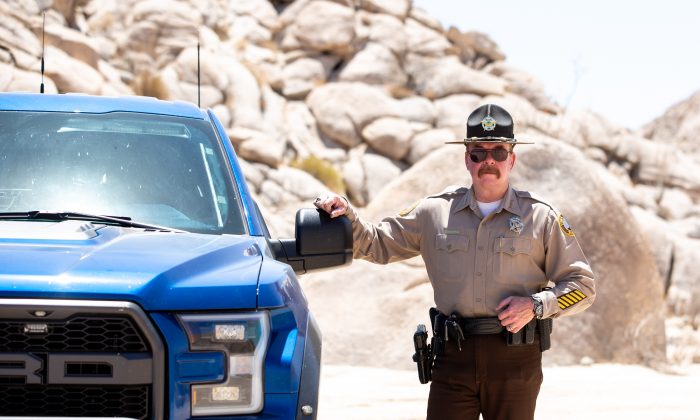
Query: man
314,104,595,420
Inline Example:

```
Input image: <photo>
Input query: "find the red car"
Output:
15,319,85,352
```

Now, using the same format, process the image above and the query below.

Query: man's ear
510,151,517,170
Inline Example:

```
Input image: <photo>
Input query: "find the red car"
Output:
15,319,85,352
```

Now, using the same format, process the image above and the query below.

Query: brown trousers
426,333,542,420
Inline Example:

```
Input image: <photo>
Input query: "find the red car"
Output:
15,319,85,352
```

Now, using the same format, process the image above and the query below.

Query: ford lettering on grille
0,352,152,385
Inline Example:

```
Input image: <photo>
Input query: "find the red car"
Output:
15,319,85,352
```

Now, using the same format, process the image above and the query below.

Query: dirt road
319,363,700,419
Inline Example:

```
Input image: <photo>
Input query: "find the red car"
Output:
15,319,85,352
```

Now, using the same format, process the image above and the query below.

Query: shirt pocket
433,233,469,282
493,237,533,283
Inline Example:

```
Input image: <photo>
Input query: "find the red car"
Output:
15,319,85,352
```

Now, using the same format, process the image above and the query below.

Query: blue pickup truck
0,93,351,419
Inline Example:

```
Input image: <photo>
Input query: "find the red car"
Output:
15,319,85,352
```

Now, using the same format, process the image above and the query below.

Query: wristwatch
531,295,544,320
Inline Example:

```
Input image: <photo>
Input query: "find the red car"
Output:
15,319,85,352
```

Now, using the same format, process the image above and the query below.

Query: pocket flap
435,233,469,252
495,237,532,255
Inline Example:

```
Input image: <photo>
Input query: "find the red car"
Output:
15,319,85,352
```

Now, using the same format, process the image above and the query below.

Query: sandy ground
318,363,700,419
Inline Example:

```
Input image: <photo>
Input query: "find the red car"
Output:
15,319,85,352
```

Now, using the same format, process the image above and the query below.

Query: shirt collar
453,186,523,217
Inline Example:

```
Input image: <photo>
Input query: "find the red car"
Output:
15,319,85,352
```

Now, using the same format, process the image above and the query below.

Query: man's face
465,142,516,193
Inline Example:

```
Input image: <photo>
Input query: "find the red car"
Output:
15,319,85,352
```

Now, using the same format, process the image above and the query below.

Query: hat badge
481,115,497,131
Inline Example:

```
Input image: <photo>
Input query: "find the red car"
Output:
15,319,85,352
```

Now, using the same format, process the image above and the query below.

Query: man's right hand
313,194,349,218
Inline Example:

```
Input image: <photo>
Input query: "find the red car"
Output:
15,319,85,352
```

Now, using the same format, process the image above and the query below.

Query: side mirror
272,208,352,274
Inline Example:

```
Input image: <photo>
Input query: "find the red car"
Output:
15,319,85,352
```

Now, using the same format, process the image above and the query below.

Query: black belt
432,311,504,337
429,308,552,354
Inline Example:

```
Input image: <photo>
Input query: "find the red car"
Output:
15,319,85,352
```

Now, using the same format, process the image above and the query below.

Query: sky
412,0,700,130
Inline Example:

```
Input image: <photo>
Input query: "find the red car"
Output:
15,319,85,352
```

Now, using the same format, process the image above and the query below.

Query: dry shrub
292,155,346,195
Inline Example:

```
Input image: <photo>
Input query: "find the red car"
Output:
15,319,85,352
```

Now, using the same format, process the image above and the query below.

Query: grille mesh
0,316,149,352
0,385,150,419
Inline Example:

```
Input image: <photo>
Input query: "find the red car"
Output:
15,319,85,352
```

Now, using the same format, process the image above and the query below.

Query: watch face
532,297,543,319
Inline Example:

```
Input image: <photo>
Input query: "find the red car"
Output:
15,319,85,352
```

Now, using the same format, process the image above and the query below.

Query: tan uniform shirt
345,186,595,319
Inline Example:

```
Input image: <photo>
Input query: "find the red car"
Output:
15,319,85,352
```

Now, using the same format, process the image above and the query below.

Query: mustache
478,166,501,178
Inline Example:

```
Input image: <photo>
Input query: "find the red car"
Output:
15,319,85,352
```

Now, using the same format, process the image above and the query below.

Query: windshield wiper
0,211,182,232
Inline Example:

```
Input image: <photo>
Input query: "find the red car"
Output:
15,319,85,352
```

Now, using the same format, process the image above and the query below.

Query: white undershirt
477,199,503,218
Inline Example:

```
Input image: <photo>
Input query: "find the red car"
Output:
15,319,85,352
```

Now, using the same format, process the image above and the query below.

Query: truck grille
0,385,149,418
0,299,164,419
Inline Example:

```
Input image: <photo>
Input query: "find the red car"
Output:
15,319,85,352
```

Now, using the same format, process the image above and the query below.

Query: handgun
412,324,432,384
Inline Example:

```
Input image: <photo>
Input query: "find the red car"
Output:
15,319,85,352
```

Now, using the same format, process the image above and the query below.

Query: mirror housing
271,208,352,274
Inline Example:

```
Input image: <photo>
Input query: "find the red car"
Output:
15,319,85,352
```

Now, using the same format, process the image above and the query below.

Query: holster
412,324,433,384
505,317,554,352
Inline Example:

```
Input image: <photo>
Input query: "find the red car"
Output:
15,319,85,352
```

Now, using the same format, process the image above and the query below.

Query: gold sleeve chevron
557,289,587,310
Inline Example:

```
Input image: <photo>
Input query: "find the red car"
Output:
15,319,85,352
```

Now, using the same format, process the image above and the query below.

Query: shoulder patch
398,200,421,217
557,214,576,237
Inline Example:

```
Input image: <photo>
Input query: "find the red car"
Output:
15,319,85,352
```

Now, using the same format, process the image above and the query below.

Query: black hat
446,104,533,145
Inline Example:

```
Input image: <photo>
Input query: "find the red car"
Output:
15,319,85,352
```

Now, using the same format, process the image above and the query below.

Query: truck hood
0,221,263,310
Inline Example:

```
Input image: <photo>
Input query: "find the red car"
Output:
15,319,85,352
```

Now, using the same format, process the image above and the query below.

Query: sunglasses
468,147,511,163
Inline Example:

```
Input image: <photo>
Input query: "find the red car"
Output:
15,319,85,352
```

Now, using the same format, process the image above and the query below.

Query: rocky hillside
2,0,699,368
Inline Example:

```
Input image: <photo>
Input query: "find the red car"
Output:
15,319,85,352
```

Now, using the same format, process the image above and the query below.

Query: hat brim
445,137,535,145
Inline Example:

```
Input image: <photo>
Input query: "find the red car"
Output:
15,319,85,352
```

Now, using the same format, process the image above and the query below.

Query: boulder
0,11,42,61
227,15,272,44
396,96,437,125
357,12,407,55
266,166,330,201
643,90,700,153
360,117,413,160
629,206,674,295
0,63,58,93
510,137,666,365
231,128,284,168
433,93,481,135
362,153,402,204
342,148,403,207
487,62,560,114
613,135,700,191
408,6,443,33
281,57,326,99
261,86,288,151
284,101,331,160
666,236,700,317
404,18,451,57
285,0,356,57
226,0,280,31
405,54,506,99
44,46,105,94
306,82,399,147
658,188,694,220
358,0,410,19
339,43,407,86
447,28,506,69
44,24,101,69
342,147,367,206
407,128,456,164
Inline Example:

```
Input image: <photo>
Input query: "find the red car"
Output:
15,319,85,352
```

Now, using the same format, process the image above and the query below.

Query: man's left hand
496,296,534,333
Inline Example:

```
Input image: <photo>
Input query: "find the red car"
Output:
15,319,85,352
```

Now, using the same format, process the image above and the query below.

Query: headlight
179,312,270,416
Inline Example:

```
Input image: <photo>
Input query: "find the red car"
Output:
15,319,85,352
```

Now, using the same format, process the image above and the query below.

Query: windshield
0,111,246,234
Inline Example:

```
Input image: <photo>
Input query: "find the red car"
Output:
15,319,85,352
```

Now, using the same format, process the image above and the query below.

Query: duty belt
433,312,504,336
429,309,552,353
430,309,504,352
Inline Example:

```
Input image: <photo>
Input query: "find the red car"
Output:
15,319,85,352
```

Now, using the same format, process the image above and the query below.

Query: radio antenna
197,32,201,108
40,11,46,93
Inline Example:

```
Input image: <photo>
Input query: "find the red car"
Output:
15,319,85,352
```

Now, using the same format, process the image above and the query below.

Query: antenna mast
197,32,201,108
40,12,46,93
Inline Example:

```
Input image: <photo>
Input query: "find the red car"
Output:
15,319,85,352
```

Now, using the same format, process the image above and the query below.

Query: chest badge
509,216,524,234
